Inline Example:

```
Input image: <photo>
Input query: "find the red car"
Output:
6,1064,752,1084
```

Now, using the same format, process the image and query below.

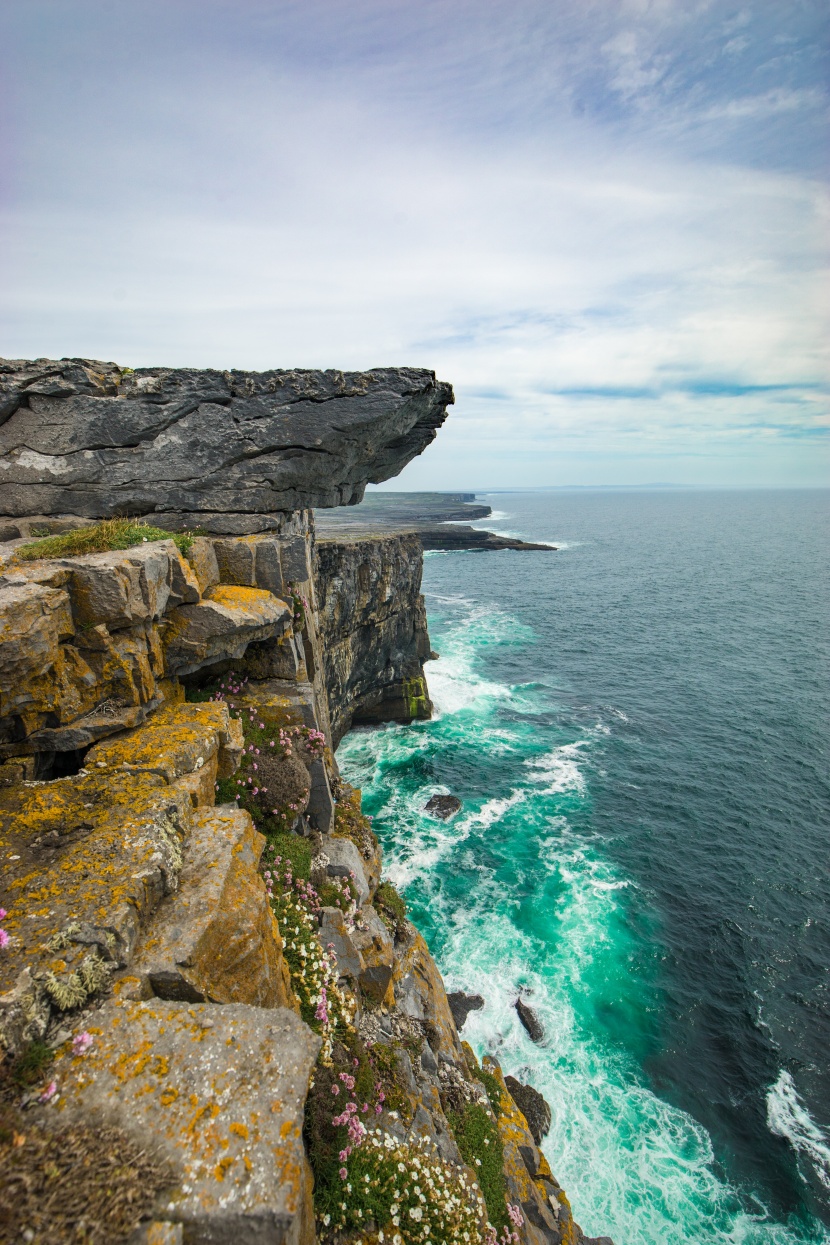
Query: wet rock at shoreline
515,996,545,1043
425,794,462,820
447,991,485,1031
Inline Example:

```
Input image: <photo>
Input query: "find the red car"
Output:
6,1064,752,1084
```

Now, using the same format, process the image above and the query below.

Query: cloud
0,0,827,487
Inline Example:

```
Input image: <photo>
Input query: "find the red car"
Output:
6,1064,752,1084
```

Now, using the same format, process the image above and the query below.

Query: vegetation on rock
15,516,196,560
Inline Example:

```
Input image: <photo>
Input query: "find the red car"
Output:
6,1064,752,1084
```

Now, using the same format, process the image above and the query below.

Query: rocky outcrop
314,532,433,745
0,372,613,1245
0,359,453,532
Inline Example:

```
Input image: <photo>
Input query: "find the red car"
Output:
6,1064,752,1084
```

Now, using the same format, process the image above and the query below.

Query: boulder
0,359,454,530
319,835,369,906
424,794,462,820
41,999,320,1243
515,996,545,1043
447,990,485,1031
504,1076,552,1146
163,586,292,676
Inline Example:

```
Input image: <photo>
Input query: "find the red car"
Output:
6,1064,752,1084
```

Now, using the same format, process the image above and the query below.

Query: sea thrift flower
39,1081,58,1103
72,1032,94,1056
0,930,9,949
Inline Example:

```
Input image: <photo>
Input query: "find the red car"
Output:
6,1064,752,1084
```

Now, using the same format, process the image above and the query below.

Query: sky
0,0,828,488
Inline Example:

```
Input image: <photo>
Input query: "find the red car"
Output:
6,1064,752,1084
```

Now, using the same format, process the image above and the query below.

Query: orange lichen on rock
129,805,296,1010
37,999,319,1240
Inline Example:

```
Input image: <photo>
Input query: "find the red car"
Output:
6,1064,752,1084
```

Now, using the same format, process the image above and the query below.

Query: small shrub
10,1040,53,1089
16,517,195,561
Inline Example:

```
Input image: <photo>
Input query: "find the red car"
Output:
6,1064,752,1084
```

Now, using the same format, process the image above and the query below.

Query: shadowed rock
447,990,485,1031
505,1076,552,1145
0,358,453,531
425,794,462,820
515,996,545,1043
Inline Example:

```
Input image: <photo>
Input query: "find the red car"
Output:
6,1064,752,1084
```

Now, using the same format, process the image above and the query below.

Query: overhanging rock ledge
0,358,454,534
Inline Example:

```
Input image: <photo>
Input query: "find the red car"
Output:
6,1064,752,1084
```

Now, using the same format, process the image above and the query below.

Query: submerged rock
424,794,462,820
505,1076,552,1146
447,990,485,1031
515,996,545,1043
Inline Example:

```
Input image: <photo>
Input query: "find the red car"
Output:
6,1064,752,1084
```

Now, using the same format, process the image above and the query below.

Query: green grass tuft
16,517,195,561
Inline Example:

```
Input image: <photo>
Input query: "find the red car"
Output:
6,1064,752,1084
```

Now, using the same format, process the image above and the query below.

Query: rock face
447,990,485,1030
314,532,433,744
0,359,453,532
505,1077,552,1146
47,999,320,1244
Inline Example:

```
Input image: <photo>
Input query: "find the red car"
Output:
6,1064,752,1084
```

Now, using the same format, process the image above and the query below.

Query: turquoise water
336,489,830,1245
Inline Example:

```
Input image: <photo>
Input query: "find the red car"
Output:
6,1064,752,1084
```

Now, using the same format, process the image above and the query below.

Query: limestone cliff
314,531,433,745
0,373,612,1245
0,358,453,532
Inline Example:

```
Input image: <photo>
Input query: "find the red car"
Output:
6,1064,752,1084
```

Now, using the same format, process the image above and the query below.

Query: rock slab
0,359,453,529
44,1000,320,1244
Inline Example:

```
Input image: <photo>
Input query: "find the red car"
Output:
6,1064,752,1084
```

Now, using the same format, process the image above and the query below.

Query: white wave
767,1071,830,1191
524,742,588,795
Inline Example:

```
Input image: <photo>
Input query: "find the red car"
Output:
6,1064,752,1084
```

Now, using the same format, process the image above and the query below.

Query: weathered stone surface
447,990,485,1031
131,805,292,1008
516,996,545,1044
319,834,369,906
484,1056,585,1245
0,771,192,1052
351,905,395,1002
504,1076,552,1146
393,930,464,1064
425,793,462,820
315,532,433,743
0,358,453,528
318,907,364,982
164,585,291,676
86,701,240,784
43,999,320,1243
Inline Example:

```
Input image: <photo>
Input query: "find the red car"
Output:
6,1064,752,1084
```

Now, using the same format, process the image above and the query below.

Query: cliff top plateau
0,357,454,534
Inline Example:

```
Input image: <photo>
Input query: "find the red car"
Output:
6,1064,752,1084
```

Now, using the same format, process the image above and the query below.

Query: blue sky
0,0,827,487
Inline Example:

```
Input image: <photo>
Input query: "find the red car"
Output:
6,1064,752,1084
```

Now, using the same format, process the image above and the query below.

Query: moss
16,517,195,560
402,675,429,720
375,880,407,938
367,1041,412,1122
447,1101,508,1232
10,1040,54,1089
332,784,378,858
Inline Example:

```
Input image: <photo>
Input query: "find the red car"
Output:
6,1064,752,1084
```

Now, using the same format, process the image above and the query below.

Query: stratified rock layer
314,532,433,744
0,359,453,531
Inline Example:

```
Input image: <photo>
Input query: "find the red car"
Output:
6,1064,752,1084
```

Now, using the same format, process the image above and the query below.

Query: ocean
335,488,830,1245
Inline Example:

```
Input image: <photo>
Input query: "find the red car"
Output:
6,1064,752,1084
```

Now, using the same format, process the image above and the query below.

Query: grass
375,880,408,939
471,1065,503,1119
447,1101,508,1232
16,517,195,561
9,1041,54,1089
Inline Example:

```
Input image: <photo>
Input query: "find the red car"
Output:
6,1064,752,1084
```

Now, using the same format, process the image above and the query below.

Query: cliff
0,361,611,1245
314,531,433,746
0,358,454,533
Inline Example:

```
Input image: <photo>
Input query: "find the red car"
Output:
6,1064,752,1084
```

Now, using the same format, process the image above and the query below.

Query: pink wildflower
0,929,9,949
72,1032,94,1056
39,1081,58,1104
331,1084,340,1096
339,1167,348,1180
